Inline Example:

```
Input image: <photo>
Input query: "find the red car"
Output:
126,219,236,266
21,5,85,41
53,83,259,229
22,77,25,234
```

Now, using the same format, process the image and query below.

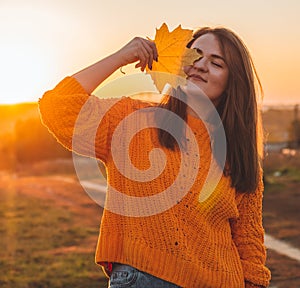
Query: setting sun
1,44,52,104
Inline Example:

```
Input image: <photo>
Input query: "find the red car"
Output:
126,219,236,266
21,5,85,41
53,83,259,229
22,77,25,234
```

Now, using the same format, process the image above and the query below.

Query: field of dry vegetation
0,159,108,288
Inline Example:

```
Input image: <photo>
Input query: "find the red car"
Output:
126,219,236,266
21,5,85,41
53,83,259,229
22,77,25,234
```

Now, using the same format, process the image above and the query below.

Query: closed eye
194,48,203,56
212,62,222,68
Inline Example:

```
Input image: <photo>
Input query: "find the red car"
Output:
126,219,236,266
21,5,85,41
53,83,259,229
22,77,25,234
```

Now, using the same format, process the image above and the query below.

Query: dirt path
0,171,103,226
77,179,300,260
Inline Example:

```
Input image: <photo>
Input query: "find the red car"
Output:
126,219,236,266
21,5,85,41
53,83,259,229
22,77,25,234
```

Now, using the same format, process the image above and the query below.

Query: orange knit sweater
39,76,271,288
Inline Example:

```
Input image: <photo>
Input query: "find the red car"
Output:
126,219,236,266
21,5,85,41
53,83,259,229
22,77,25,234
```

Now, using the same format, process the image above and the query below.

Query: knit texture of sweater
39,76,271,288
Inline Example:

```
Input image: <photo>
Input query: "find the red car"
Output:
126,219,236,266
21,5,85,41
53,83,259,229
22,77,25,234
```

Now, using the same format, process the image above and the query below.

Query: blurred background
0,0,299,287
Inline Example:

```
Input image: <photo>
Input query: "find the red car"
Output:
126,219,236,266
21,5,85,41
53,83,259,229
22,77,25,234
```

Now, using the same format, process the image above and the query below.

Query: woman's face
185,33,229,106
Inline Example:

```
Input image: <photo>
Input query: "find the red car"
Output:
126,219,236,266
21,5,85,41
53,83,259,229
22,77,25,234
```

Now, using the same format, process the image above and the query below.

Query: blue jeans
108,263,182,288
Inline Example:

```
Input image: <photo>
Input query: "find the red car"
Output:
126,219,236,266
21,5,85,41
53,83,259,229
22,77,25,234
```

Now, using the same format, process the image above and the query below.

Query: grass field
0,152,299,287
0,160,108,288
262,151,300,287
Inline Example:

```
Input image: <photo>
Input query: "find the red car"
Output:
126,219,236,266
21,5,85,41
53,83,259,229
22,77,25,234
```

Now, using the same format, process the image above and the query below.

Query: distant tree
0,132,16,169
289,105,300,148
15,117,71,163
292,120,300,148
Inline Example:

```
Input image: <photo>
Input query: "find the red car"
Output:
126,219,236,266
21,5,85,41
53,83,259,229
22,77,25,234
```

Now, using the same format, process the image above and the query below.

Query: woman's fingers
134,39,157,71
137,41,152,71
140,39,158,71
118,37,158,71
133,38,158,71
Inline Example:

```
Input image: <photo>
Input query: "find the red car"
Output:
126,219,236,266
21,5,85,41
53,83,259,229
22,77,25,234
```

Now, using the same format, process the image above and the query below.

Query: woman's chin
181,82,208,102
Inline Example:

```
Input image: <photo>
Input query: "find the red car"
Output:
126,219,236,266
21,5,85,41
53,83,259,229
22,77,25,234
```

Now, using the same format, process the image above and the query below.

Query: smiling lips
187,74,208,83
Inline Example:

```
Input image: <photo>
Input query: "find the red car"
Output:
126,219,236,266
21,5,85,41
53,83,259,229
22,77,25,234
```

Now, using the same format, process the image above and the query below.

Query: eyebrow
194,48,226,62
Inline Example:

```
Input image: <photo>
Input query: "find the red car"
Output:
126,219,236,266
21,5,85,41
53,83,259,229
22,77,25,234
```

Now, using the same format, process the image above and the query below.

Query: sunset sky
0,0,299,105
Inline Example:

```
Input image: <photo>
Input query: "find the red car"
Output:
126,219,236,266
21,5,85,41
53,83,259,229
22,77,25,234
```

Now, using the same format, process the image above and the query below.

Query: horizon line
0,100,299,107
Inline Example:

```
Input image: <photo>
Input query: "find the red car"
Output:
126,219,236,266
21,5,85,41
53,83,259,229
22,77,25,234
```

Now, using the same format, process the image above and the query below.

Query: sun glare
0,40,52,105
0,4,57,105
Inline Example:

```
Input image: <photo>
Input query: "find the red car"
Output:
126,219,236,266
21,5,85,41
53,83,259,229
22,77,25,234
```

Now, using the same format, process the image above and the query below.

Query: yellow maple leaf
146,23,201,93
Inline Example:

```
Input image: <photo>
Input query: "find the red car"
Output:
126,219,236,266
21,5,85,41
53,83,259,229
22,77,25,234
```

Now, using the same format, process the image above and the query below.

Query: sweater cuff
245,281,265,288
241,260,271,287
53,76,88,95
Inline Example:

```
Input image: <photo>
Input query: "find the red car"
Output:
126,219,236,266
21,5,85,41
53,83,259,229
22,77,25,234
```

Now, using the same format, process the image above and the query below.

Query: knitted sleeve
230,170,271,288
38,76,121,162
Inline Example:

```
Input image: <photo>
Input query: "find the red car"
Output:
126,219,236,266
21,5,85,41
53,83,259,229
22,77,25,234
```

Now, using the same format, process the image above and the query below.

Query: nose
193,57,208,72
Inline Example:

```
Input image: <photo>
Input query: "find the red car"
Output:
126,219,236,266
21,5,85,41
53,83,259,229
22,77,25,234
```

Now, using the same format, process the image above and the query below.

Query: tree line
0,117,71,169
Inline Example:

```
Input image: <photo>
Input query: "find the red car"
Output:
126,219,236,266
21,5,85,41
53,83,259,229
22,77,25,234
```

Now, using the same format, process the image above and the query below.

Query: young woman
39,26,271,287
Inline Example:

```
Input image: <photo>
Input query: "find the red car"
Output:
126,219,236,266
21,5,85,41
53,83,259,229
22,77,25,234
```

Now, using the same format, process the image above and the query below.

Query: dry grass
0,159,108,288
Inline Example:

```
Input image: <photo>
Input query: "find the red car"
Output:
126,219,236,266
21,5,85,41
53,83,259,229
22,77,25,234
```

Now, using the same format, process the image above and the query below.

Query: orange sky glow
0,0,299,105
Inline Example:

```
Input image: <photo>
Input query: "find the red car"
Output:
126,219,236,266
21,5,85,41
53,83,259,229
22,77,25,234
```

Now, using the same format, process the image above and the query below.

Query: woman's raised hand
72,37,158,94
115,37,158,71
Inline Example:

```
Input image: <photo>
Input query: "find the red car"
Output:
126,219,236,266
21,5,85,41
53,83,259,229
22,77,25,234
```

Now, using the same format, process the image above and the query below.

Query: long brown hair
156,27,263,193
